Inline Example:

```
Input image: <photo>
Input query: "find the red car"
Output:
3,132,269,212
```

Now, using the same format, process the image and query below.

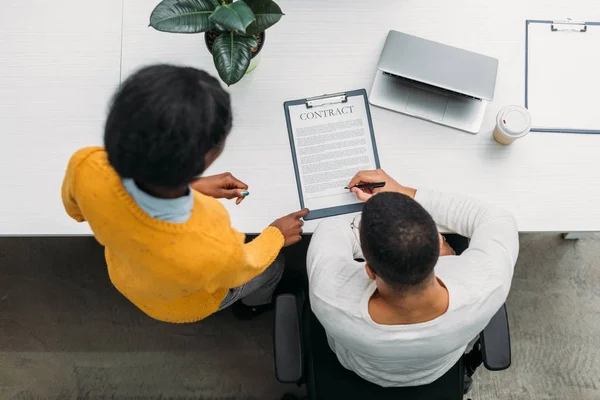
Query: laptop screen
377,31,498,101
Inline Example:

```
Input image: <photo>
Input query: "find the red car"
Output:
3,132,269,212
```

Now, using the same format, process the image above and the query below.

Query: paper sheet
287,94,379,211
527,21,600,132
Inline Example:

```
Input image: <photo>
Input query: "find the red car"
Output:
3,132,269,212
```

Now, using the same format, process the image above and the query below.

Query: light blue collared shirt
122,179,193,223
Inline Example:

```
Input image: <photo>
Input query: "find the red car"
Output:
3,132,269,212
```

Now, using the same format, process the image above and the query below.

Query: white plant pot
204,31,266,83
246,52,262,74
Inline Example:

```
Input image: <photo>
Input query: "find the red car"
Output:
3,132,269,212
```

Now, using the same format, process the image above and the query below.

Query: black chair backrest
303,306,464,400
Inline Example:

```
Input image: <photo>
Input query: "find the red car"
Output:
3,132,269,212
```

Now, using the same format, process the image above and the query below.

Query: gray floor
0,234,599,399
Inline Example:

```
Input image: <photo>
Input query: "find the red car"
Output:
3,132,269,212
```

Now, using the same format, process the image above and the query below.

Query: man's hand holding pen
346,169,417,201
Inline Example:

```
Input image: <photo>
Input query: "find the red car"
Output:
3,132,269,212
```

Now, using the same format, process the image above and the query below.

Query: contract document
284,89,381,220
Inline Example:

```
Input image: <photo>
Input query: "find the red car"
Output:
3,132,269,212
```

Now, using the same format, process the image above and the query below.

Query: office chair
274,293,511,400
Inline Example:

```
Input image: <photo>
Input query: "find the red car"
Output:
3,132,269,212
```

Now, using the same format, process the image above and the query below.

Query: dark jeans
217,255,285,309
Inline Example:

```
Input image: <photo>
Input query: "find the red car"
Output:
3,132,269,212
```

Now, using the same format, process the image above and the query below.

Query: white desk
0,0,122,235
2,0,600,235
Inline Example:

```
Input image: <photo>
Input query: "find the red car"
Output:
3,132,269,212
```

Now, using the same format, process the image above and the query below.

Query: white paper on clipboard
526,20,600,133
283,90,380,220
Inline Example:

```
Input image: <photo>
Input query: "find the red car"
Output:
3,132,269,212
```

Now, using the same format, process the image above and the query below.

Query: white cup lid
499,106,531,136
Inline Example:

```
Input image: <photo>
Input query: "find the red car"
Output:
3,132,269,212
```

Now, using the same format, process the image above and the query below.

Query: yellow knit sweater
61,147,284,323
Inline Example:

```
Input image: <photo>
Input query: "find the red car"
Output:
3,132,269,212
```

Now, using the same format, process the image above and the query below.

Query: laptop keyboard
383,72,482,102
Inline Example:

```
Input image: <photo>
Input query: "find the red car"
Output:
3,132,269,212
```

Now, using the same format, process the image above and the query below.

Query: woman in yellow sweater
61,65,308,323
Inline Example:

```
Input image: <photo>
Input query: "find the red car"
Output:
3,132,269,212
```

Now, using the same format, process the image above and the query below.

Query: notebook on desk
526,19,600,134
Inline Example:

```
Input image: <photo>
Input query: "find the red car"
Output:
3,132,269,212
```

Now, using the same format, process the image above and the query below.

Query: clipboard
283,89,380,220
525,19,600,134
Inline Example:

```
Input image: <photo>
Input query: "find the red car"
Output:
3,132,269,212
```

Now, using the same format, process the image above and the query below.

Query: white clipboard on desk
525,19,600,134
283,89,381,221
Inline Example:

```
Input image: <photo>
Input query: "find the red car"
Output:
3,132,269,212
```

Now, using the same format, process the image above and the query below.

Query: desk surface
2,0,600,235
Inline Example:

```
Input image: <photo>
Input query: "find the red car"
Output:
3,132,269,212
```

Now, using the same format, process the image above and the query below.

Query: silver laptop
370,30,499,133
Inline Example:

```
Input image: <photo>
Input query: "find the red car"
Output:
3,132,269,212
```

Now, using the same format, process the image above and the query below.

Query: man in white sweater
306,169,519,387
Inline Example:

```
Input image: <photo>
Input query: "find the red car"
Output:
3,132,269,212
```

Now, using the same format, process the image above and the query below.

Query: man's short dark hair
360,192,440,291
104,64,232,187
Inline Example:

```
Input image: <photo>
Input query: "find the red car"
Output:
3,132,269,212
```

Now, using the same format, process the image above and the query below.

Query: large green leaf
149,0,218,33
212,32,254,85
245,36,258,48
209,2,255,34
244,0,283,36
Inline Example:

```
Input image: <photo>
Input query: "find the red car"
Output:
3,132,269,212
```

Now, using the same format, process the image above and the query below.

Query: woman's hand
270,208,310,247
346,169,416,202
191,173,249,205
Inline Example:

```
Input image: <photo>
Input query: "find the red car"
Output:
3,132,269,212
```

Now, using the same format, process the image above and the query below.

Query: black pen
345,182,386,190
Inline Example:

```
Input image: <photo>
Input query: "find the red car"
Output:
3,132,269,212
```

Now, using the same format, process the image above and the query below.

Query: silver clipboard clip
305,92,348,109
551,19,587,32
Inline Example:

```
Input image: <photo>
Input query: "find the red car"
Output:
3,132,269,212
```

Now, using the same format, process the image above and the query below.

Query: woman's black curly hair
104,64,232,187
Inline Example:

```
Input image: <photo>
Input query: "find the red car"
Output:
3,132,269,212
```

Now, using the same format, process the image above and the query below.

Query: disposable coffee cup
493,105,532,145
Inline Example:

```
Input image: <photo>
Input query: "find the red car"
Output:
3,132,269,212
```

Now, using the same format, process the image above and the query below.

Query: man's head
104,65,232,188
360,192,440,294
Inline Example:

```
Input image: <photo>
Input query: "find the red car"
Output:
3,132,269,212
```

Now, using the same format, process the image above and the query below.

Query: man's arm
307,217,363,280
346,169,518,285
416,189,519,286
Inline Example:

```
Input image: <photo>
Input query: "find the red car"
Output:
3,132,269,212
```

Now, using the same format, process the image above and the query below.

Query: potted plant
150,0,284,86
